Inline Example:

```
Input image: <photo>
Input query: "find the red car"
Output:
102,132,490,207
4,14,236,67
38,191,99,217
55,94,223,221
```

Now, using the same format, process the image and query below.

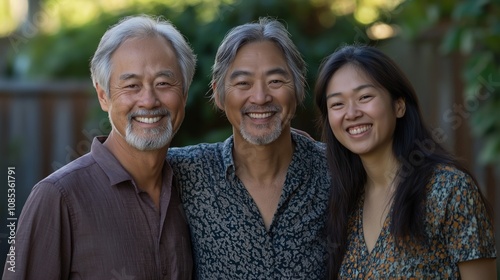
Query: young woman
315,45,497,279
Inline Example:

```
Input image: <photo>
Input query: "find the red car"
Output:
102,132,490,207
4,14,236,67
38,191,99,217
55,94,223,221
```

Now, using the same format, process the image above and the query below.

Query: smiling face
216,40,296,145
96,35,186,151
325,63,405,158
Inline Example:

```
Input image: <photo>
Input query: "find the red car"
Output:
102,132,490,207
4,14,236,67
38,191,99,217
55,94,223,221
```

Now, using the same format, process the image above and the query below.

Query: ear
395,97,406,118
96,83,110,112
212,82,224,111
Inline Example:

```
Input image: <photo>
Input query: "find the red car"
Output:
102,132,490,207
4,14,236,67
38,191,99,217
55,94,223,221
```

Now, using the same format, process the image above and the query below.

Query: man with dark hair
168,17,331,279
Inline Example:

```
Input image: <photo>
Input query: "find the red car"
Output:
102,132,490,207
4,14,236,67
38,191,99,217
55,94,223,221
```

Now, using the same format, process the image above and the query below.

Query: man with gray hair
3,15,196,279
168,17,331,279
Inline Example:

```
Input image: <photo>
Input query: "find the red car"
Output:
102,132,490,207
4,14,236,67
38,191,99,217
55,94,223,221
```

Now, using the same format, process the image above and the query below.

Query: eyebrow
228,67,290,81
156,70,175,78
228,70,251,81
326,84,375,99
266,67,290,77
118,70,175,81
119,73,137,81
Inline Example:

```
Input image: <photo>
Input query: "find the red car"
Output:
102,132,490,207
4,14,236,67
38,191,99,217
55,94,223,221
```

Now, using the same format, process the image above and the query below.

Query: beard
109,108,174,151
239,105,283,145
240,120,283,145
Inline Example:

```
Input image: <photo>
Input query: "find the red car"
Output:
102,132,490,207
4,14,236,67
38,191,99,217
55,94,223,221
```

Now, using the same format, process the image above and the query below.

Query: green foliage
395,0,500,164
6,0,372,146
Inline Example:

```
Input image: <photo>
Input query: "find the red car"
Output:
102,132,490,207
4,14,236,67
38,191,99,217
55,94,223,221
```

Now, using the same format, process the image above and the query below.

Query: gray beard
240,118,282,145
125,118,173,151
108,109,174,151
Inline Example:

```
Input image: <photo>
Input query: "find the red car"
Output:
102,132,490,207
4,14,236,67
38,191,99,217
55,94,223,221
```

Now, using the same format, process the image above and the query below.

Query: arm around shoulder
2,181,72,279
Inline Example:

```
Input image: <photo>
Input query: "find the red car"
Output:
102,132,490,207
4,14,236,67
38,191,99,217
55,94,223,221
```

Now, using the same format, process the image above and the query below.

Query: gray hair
211,17,307,106
90,15,196,97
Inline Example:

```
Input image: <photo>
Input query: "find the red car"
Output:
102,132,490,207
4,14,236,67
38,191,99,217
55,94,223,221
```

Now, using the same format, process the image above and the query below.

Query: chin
346,146,373,156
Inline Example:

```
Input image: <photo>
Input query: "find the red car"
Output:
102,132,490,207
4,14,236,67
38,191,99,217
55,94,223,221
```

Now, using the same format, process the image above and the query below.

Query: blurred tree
394,0,500,164
5,0,380,147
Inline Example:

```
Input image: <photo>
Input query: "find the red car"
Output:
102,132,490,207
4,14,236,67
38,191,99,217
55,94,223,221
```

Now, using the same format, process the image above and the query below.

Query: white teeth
348,125,371,135
248,112,273,119
135,116,161,124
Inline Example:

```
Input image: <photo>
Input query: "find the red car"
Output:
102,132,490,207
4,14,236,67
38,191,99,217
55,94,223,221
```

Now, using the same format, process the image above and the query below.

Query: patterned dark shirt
168,132,331,279
339,165,496,279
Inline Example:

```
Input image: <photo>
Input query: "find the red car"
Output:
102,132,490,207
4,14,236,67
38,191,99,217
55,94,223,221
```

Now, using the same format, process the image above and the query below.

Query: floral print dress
339,165,496,279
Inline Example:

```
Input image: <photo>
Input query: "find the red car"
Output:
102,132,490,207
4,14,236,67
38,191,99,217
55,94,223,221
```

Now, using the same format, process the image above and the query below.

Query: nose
138,86,160,108
345,101,362,120
249,81,271,104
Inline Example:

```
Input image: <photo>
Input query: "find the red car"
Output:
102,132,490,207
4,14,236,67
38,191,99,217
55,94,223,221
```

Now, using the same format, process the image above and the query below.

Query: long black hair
314,45,487,279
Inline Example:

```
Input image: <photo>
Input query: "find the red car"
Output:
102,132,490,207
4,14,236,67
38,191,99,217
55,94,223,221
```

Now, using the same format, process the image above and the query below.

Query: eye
328,101,344,109
360,94,374,102
233,81,251,90
268,79,283,87
156,81,171,87
125,84,139,89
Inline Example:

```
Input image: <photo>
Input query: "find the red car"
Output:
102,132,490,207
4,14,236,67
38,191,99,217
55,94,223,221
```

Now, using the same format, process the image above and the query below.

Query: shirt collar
221,131,322,179
90,136,135,186
221,136,236,179
90,137,173,194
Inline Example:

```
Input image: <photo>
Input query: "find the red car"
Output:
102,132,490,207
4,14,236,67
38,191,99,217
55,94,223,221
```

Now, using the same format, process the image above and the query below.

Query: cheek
166,96,187,121
174,104,185,121
327,111,343,134
109,94,135,112
109,104,129,124
172,109,185,131
283,97,297,118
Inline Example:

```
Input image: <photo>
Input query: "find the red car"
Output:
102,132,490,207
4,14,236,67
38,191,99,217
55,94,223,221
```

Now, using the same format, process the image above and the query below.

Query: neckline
358,193,393,256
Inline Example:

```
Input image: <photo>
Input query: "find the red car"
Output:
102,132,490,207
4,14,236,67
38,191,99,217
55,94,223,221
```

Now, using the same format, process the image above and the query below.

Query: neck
360,147,400,191
104,131,167,193
232,127,294,185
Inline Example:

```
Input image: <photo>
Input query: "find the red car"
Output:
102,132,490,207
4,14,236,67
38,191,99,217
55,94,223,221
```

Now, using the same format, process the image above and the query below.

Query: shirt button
162,268,168,275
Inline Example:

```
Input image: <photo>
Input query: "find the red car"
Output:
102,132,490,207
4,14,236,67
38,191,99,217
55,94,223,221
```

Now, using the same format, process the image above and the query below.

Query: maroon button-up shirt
3,137,193,279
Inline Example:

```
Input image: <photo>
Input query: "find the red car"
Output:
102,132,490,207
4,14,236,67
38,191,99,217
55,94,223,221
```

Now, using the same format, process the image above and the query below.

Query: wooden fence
381,38,499,257
1,80,97,206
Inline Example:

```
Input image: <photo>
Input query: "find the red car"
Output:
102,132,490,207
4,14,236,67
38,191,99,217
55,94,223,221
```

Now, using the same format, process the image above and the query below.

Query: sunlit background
1,0,499,275
0,0,408,44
